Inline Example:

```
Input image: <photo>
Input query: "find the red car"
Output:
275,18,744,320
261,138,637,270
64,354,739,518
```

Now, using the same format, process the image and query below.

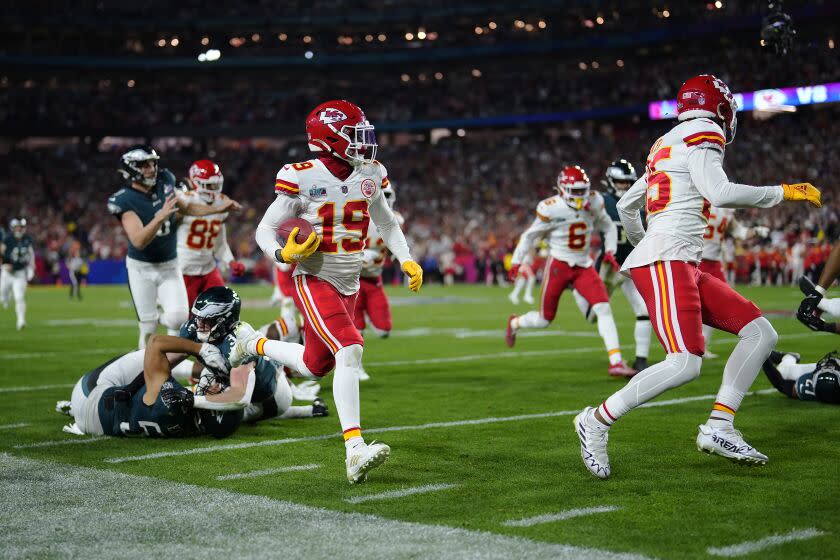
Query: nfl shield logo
341,185,349,194
360,178,376,198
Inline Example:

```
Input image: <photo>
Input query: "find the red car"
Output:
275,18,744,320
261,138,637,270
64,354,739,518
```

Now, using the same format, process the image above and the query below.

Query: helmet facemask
193,175,223,204
190,287,241,344
120,146,160,188
10,218,26,239
557,181,590,210
340,121,378,165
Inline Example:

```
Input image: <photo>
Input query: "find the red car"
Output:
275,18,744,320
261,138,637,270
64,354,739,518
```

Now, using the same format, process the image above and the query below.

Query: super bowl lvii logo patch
360,178,376,198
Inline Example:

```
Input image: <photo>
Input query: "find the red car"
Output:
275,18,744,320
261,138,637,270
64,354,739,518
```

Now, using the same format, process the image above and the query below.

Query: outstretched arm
687,149,783,208
142,334,228,405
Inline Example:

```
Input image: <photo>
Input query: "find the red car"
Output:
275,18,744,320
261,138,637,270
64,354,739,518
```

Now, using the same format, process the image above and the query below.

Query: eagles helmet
9,218,27,239
603,159,638,197
189,286,241,344
118,144,160,187
196,409,244,439
812,351,840,404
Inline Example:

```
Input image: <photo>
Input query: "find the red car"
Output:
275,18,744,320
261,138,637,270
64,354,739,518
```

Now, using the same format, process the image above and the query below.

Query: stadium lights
365,34,374,42
405,32,414,40
830,38,835,49
197,49,221,62
514,20,525,29
435,72,444,80
201,37,209,46
378,33,387,41
596,16,604,24
278,33,288,41
616,59,625,67
170,37,179,47
156,39,166,47
715,1,723,8
303,35,312,43
304,50,314,59
471,68,482,77
592,61,600,68
127,80,135,88
456,129,466,137
251,33,261,42
474,26,483,35
538,20,546,29
663,10,670,17
583,19,595,28
417,30,427,39
489,21,497,29
427,31,438,40
525,23,534,32
401,74,410,82
579,62,588,70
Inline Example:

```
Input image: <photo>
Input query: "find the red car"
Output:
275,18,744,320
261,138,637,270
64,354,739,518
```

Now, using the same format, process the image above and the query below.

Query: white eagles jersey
619,117,782,272
511,192,616,268
272,159,395,294
701,207,735,262
360,211,404,278
176,192,232,276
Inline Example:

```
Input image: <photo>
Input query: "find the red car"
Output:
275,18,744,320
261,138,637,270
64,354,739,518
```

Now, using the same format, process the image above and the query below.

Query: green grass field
1,283,838,559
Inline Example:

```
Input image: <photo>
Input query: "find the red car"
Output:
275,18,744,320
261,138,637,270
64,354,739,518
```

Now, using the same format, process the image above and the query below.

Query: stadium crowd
1,104,836,285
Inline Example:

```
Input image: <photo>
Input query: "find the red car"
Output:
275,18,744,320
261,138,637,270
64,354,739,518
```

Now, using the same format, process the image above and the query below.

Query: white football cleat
523,294,535,305
696,423,768,465
573,407,611,479
358,367,370,381
228,322,263,367
346,441,391,484
702,350,719,359
507,292,520,305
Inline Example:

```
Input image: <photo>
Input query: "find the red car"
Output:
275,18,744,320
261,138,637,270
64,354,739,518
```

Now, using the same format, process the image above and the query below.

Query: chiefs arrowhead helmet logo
319,108,348,124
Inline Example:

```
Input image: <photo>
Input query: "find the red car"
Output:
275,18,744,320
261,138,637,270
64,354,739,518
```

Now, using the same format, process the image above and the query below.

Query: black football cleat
312,397,329,417
632,356,649,371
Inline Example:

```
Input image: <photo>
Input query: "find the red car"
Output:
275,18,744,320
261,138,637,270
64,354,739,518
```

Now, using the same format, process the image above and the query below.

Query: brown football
277,218,315,246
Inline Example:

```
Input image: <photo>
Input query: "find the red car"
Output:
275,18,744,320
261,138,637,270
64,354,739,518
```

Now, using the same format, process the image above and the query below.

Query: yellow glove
782,183,821,208
401,260,423,292
279,228,321,263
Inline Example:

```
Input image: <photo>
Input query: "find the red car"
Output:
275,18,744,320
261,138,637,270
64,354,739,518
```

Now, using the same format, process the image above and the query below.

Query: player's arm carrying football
255,194,321,264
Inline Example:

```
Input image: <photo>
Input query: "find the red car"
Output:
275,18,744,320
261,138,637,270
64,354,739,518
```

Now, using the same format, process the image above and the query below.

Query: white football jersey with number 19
274,159,388,294
176,191,230,276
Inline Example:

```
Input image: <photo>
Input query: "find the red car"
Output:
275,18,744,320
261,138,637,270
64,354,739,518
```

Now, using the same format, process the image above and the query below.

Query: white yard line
0,348,128,361
14,436,109,449
2,453,651,560
345,483,457,504
216,464,322,481
0,383,75,393
706,528,826,557
101,387,776,464
503,505,621,527
0,423,29,430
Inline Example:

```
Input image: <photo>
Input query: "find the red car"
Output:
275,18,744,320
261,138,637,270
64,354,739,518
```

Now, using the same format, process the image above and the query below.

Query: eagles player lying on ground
763,350,840,404
176,287,328,424
57,334,248,438
0,218,35,330
108,145,241,349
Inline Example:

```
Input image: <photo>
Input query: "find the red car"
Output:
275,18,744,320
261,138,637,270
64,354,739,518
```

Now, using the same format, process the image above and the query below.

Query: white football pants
126,257,189,348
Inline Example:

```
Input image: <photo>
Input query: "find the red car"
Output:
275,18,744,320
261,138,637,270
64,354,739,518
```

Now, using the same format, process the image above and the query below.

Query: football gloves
198,343,230,377
401,260,423,292
228,260,246,276
603,251,620,272
782,183,821,208
508,264,521,282
280,228,321,263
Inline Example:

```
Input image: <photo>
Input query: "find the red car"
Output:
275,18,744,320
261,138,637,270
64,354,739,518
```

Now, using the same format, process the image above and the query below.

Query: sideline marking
216,464,322,481
503,505,620,527
1,453,652,560
101,389,776,464
345,483,457,504
706,528,826,557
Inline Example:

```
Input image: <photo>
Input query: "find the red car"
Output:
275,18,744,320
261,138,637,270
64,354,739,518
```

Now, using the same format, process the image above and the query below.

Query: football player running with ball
248,100,423,484
574,74,821,479
108,145,240,348
176,159,246,308
506,165,637,377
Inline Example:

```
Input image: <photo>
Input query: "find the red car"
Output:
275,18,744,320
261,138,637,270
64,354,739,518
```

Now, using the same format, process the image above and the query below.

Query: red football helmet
189,159,224,202
556,165,591,210
676,74,738,144
305,100,377,165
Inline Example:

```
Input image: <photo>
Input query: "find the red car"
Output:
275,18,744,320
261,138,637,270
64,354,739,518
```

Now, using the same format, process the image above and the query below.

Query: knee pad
160,309,188,331
592,302,613,319
740,316,778,349
335,344,364,370
666,352,703,383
